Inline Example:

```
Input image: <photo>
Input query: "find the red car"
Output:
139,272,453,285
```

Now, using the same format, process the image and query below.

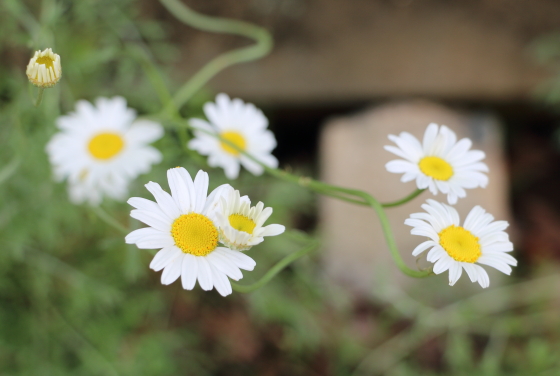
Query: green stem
360,193,432,278
231,239,319,293
158,0,273,113
381,189,425,208
34,87,44,107
91,206,129,235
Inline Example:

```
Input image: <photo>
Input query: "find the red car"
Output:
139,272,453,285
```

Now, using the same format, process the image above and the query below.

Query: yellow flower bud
26,48,62,88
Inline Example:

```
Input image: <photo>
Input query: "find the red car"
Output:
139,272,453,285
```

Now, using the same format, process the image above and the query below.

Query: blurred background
1,0,560,375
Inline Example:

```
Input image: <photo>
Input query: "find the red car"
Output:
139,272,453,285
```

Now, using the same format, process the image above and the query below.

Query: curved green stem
158,0,273,113
360,193,433,278
381,189,426,208
0,156,20,186
231,239,319,293
91,206,129,235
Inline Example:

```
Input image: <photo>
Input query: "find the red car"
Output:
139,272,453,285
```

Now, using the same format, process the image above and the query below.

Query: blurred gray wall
166,0,560,104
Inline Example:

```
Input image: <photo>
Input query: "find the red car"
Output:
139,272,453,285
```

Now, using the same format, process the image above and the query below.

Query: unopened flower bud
26,48,62,88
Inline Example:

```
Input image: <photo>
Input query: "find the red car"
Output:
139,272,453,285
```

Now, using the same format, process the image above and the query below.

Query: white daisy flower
385,123,489,204
405,199,517,288
215,187,285,251
125,167,256,297
188,93,278,179
26,48,62,88
46,97,163,205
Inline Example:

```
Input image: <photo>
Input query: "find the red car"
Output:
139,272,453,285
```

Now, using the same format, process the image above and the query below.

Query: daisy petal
161,256,183,285
197,257,214,291
150,246,182,272
181,254,198,290
219,248,256,271
167,168,194,214
145,181,181,219
210,265,233,297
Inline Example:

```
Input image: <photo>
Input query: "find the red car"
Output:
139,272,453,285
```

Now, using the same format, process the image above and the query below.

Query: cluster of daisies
385,124,517,288
40,55,282,296
37,44,516,295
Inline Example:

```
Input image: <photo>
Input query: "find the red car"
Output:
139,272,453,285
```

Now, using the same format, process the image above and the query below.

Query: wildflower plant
25,0,514,295
1,0,532,373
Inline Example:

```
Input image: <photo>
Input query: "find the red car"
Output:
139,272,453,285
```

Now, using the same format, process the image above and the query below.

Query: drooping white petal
475,265,490,288
150,246,182,272
218,248,256,271
206,250,243,280
461,263,479,283
448,262,463,286
210,265,233,297
161,256,183,285
433,255,453,274
181,254,198,290
477,256,513,275
196,257,214,291
412,240,434,256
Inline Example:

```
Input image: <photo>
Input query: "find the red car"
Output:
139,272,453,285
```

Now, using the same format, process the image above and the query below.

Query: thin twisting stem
158,0,273,113
34,87,44,107
381,189,426,208
231,239,319,293
359,193,432,278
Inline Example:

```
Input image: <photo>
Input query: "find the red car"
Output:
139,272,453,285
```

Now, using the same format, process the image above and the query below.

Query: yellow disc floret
220,131,246,156
418,156,454,181
172,213,218,256
228,214,256,234
88,133,125,160
439,225,481,263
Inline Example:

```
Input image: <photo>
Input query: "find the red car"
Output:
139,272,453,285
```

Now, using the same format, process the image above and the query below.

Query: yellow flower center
228,214,256,234
35,55,55,70
88,132,124,160
438,225,481,263
220,131,246,156
171,213,219,256
418,156,453,181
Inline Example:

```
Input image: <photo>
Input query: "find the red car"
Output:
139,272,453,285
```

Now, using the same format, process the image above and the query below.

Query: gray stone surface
319,101,510,297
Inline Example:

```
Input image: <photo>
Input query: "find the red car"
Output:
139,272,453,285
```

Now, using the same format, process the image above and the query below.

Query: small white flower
385,123,489,204
215,187,285,251
125,167,256,297
188,93,278,179
26,48,62,88
405,199,517,288
46,97,163,205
